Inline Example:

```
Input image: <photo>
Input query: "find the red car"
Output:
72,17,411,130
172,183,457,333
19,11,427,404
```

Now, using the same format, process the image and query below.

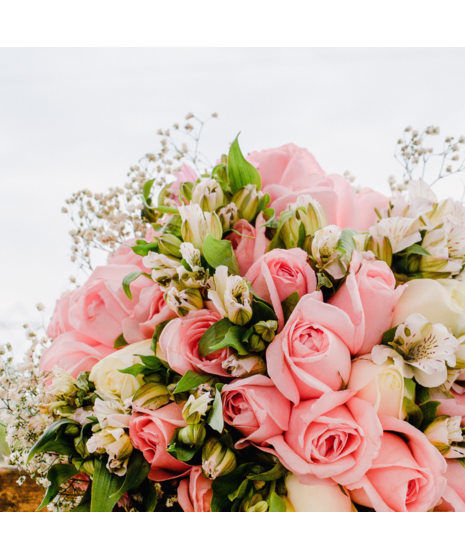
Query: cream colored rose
89,340,153,402
284,473,355,512
348,356,406,420
392,279,465,337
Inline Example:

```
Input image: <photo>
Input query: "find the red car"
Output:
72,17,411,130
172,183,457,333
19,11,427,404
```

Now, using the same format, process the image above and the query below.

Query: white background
2,48,465,353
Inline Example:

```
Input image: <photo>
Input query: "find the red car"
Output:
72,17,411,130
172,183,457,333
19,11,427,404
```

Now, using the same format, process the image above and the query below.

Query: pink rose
266,292,356,404
264,175,359,230
348,415,447,512
248,144,326,189
122,283,176,344
228,215,270,277
245,248,316,331
159,309,230,377
39,330,115,378
129,403,191,482
67,265,153,347
357,188,389,232
433,389,465,426
267,390,382,486
107,243,150,271
329,251,405,355
177,466,213,512
222,375,291,449
47,290,75,339
434,460,465,512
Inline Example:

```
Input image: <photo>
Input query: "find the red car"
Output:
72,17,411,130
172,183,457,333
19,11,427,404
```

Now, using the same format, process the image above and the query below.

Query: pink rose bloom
357,188,389,232
107,243,150,271
248,143,326,189
245,248,316,331
159,309,230,377
348,415,447,512
222,375,291,449
434,460,465,512
177,466,213,512
266,292,356,404
67,264,153,348
47,290,75,339
39,331,115,378
267,390,382,486
329,251,405,355
129,403,191,482
122,283,176,344
228,216,270,277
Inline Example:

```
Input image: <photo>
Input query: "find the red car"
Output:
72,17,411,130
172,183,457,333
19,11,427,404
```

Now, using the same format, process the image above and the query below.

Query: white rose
392,278,465,337
285,473,355,512
89,340,153,402
348,356,407,420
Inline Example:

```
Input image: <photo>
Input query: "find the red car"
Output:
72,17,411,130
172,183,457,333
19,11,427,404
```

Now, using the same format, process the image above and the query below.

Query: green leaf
131,241,159,257
202,235,240,276
403,397,423,429
336,228,358,256
143,179,155,204
267,210,294,252
136,354,166,372
403,378,417,401
109,450,150,502
173,369,213,394
122,271,151,300
227,134,262,195
150,206,180,214
207,388,224,433
37,463,78,510
402,244,431,257
210,326,248,356
151,319,172,352
70,482,92,512
247,462,287,482
382,326,398,345
228,479,250,501
211,463,255,512
28,418,80,462
417,386,431,405
250,299,277,324
317,272,333,291
258,193,271,213
269,491,287,512
419,401,441,431
281,291,300,323
199,318,232,358
91,458,125,512
117,363,146,377
113,333,129,349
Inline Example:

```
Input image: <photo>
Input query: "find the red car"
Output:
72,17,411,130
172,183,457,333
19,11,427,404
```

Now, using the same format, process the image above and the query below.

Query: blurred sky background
1,47,465,355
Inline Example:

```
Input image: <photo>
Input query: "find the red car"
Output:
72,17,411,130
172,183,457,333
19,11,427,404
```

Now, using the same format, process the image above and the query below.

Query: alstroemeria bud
178,203,223,251
280,212,301,249
424,415,465,458
253,320,278,343
165,286,204,317
202,437,237,479
232,184,263,222
311,225,348,280
248,333,266,352
82,459,95,478
65,423,79,437
74,436,90,459
222,354,267,377
182,389,214,424
131,380,171,411
365,234,392,266
179,181,194,203
295,195,327,237
191,178,229,212
241,493,268,512
208,266,253,326
158,233,182,259
143,252,180,291
177,242,208,288
177,422,207,448
218,203,240,230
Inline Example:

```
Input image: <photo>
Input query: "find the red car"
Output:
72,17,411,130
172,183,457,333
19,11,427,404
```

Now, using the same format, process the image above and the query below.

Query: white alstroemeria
372,313,459,387
165,286,204,317
449,200,465,224
45,366,76,397
71,408,94,426
420,223,462,275
311,225,348,279
218,203,240,230
93,398,131,430
408,179,438,203
207,265,253,326
87,426,133,476
191,178,227,212
176,242,208,288
424,415,465,458
178,203,223,251
369,217,422,254
288,195,327,236
143,252,180,291
222,354,266,377
446,221,465,262
182,391,214,424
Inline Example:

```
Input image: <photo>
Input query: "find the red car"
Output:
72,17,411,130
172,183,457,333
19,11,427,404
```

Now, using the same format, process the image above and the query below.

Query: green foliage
122,271,152,300
37,463,78,511
28,418,80,462
281,291,300,323
131,239,159,256
207,388,224,434
227,134,262,195
202,235,240,275
113,333,129,349
173,370,213,394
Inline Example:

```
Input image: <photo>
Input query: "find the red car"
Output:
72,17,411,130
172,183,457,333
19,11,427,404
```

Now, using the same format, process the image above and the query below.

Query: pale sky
2,48,465,354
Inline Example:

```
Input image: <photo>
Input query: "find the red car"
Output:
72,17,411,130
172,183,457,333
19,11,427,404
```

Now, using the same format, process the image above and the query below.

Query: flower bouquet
2,116,465,512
